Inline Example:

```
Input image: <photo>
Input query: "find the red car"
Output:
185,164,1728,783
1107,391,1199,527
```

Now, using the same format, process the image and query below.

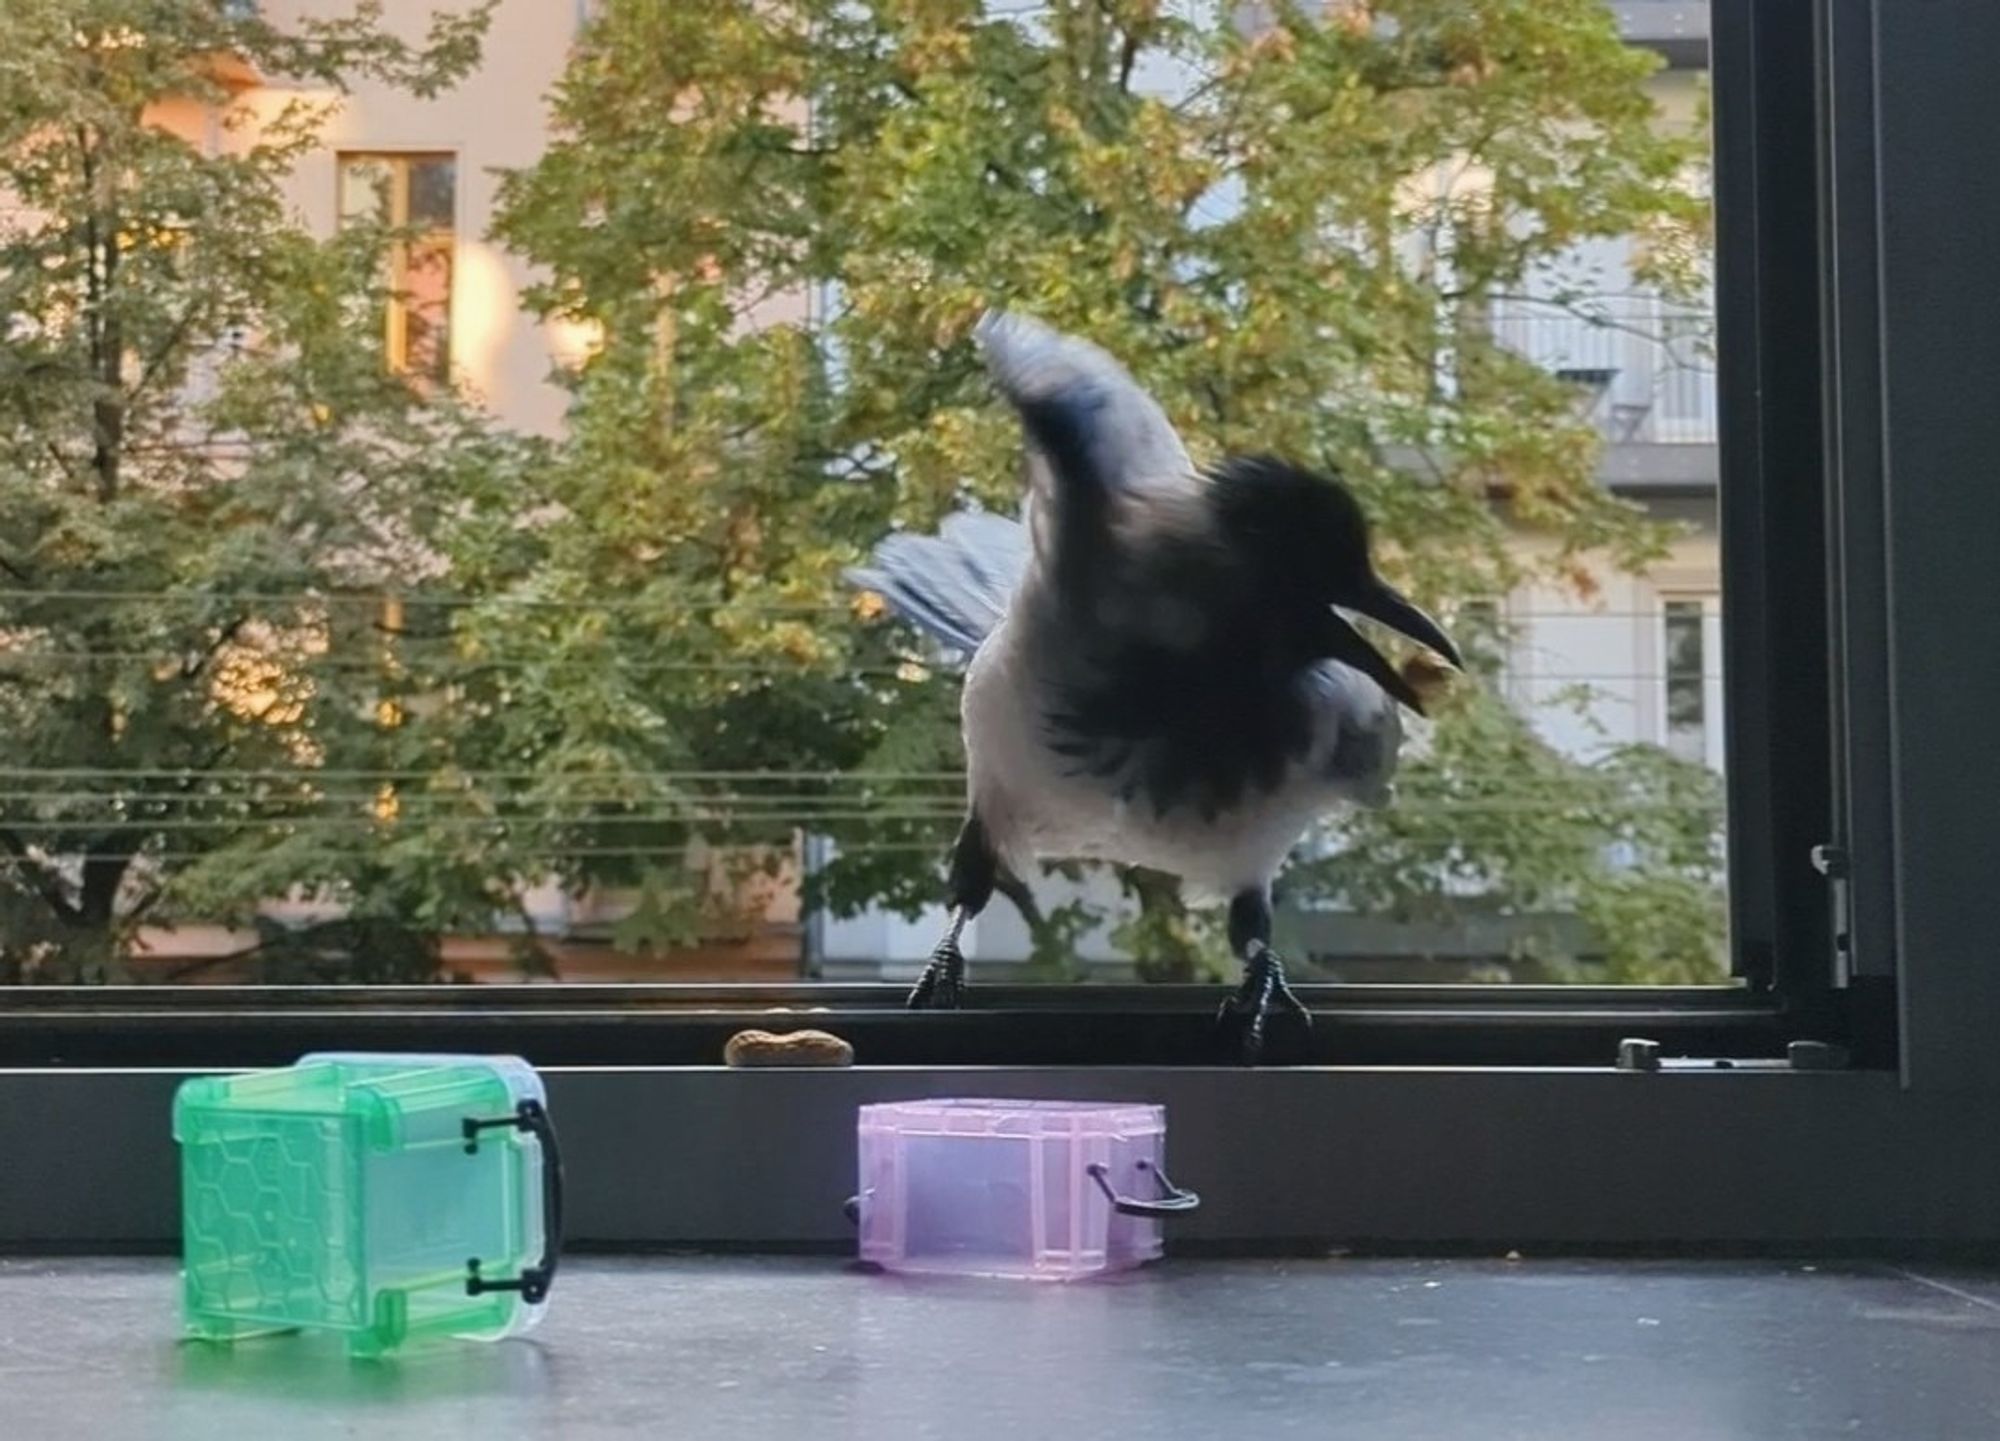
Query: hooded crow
847,311,1461,1062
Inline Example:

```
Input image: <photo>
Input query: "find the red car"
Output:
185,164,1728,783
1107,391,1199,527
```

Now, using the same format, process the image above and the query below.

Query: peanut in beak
1401,652,1459,711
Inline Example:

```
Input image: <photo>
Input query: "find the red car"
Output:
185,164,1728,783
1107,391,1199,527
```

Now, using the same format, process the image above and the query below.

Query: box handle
1087,1158,1201,1218
461,1099,565,1306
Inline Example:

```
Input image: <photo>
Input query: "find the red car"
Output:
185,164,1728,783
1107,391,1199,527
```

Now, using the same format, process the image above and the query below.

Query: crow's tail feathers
844,509,1031,660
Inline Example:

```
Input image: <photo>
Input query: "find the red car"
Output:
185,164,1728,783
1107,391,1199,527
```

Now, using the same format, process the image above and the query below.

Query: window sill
1,1059,1990,1251
0,981,1832,1069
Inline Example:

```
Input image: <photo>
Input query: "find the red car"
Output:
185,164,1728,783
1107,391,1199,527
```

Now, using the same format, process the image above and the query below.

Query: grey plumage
847,309,1460,1055
843,509,1031,660
974,310,1194,500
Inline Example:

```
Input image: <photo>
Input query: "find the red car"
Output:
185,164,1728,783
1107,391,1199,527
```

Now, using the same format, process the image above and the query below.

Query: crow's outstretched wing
843,509,1032,660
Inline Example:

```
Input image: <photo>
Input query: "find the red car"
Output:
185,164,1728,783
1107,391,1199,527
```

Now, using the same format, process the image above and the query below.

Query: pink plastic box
852,1099,1198,1280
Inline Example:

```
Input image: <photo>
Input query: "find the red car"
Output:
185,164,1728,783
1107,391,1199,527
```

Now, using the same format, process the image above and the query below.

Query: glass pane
405,157,456,230
401,232,453,385
336,155,393,227
2,2,1726,989
335,154,456,381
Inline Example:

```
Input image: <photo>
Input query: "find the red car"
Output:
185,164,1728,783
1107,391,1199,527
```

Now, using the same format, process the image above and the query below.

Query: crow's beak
1314,580,1462,716
1349,579,1463,672
1313,611,1430,715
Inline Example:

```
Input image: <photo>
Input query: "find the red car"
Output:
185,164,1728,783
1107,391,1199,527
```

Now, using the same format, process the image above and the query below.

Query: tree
490,0,1725,984
494,0,1724,983
1289,653,1728,984
0,0,561,980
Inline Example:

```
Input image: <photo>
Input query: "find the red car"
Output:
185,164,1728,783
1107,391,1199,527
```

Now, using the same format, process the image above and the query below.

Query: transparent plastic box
174,1052,561,1357
852,1099,1197,1281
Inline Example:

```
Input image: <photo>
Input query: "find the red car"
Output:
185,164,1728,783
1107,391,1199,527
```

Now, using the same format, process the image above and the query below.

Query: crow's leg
1214,886,1313,1064
907,814,998,1010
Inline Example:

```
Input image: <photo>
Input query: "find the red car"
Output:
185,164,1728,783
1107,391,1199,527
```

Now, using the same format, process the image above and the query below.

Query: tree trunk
1122,867,1205,984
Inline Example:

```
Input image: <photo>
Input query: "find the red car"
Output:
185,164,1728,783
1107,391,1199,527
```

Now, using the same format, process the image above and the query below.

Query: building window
337,153,456,386
1662,597,1710,764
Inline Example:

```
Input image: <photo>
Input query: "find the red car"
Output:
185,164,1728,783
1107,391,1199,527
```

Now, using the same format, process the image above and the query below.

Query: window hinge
1810,842,1854,983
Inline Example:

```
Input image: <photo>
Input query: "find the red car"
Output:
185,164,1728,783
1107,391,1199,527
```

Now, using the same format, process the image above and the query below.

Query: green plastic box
174,1052,561,1357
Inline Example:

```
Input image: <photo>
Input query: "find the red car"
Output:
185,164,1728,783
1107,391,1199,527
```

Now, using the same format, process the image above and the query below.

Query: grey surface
10,1067,2000,1248
1596,440,1720,493
1875,0,2000,1092
4,1257,2000,1441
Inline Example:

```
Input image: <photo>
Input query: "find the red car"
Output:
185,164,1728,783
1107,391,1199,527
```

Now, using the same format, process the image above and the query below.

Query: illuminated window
337,153,456,386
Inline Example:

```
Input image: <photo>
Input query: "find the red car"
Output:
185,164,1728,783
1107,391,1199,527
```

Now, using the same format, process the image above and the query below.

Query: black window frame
0,0,1907,1078
14,0,2000,1254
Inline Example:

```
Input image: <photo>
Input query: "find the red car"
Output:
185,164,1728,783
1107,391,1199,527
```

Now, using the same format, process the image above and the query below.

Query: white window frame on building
1658,591,1724,768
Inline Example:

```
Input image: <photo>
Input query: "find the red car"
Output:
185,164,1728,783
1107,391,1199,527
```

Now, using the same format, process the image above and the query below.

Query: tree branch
78,828,146,926
170,743,234,786
0,828,81,925
1485,291,1708,357
78,123,125,503
181,618,249,679
1116,29,1140,93
1199,377,1228,427
128,305,207,404
125,882,166,927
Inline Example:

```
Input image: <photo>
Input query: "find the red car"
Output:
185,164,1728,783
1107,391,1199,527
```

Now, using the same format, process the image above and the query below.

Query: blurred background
0,0,1725,987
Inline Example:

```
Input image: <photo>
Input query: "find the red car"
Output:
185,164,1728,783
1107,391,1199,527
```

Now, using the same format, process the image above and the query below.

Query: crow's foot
906,937,967,1010
1215,944,1312,1065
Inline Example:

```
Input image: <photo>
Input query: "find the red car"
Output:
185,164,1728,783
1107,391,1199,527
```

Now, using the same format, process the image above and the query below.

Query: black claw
1216,946,1312,1065
906,939,966,1011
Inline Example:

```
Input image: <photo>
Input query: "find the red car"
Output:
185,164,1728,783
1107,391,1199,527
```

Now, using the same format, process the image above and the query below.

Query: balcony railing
1491,301,1717,446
